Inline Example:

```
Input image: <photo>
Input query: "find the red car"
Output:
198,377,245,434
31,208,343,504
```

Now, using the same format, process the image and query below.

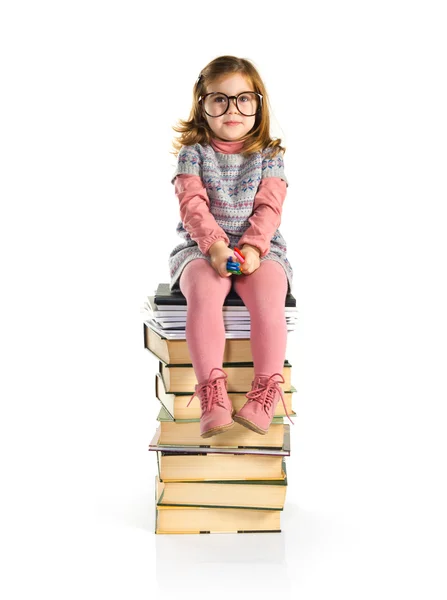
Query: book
156,460,287,510
143,321,279,341
149,424,291,456
156,450,285,482
155,372,296,419
145,295,299,316
155,478,281,534
156,406,286,448
146,316,296,330
154,282,296,308
156,360,293,393
144,321,296,365
143,321,248,364
144,317,296,339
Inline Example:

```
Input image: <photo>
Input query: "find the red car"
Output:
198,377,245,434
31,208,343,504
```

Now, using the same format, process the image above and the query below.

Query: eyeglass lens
203,93,260,117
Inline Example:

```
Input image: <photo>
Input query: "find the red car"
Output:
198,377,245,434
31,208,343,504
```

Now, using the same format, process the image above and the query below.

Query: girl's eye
214,96,226,103
239,95,249,102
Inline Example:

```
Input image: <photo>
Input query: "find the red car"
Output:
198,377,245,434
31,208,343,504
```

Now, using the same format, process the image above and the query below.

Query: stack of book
143,283,298,534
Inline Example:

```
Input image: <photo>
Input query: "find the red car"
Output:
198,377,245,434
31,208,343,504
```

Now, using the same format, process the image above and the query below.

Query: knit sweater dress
168,137,294,294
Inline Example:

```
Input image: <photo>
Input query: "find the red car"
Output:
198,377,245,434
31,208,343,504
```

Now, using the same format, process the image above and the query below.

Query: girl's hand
239,244,261,275
209,240,235,278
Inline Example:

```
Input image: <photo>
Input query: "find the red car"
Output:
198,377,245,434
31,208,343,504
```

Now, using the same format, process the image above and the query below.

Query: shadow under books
155,529,292,596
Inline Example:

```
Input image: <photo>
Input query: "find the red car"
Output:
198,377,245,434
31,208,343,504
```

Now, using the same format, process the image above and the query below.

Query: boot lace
245,373,294,425
186,368,228,413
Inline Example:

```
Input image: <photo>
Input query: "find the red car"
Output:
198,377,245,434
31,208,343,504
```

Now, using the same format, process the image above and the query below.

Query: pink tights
179,258,288,384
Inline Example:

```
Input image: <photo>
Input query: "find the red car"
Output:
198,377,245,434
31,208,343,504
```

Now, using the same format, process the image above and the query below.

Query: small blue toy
226,256,242,275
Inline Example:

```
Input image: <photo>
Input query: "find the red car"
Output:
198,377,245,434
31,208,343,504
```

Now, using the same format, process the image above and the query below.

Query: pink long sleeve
238,177,287,257
174,174,229,255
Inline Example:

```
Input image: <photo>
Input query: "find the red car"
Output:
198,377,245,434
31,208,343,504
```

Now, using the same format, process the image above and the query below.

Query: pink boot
187,368,235,438
233,373,295,435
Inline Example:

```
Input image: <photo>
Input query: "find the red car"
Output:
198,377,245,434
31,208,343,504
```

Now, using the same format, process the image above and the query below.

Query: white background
1,1,446,598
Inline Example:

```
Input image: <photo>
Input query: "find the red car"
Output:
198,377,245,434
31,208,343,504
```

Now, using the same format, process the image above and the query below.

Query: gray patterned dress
168,142,293,294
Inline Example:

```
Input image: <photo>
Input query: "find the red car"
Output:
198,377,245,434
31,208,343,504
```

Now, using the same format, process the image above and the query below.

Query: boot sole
232,414,268,435
200,420,235,439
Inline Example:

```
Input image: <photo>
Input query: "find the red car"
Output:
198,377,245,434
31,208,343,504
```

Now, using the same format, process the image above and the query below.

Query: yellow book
149,424,291,456
157,408,286,449
157,451,285,482
144,321,254,364
155,477,281,534
156,460,287,509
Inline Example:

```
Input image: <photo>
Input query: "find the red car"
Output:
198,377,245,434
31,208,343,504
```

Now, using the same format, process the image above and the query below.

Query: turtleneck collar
210,137,245,154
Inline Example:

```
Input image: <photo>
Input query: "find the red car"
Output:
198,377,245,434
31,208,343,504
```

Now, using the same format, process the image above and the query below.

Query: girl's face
201,73,257,142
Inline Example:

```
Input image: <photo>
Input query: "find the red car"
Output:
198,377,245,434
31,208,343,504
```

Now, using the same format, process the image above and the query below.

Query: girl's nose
228,98,241,113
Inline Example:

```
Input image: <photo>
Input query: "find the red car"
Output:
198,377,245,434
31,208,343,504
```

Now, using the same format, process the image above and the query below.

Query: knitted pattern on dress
168,142,293,293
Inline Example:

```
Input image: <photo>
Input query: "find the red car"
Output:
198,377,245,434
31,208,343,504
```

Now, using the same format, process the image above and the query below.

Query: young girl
168,55,294,438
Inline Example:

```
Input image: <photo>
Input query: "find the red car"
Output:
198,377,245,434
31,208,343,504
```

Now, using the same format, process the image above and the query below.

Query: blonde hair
171,55,286,159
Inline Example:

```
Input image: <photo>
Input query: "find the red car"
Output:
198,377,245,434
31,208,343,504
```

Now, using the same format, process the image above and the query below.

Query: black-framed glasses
198,91,263,117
